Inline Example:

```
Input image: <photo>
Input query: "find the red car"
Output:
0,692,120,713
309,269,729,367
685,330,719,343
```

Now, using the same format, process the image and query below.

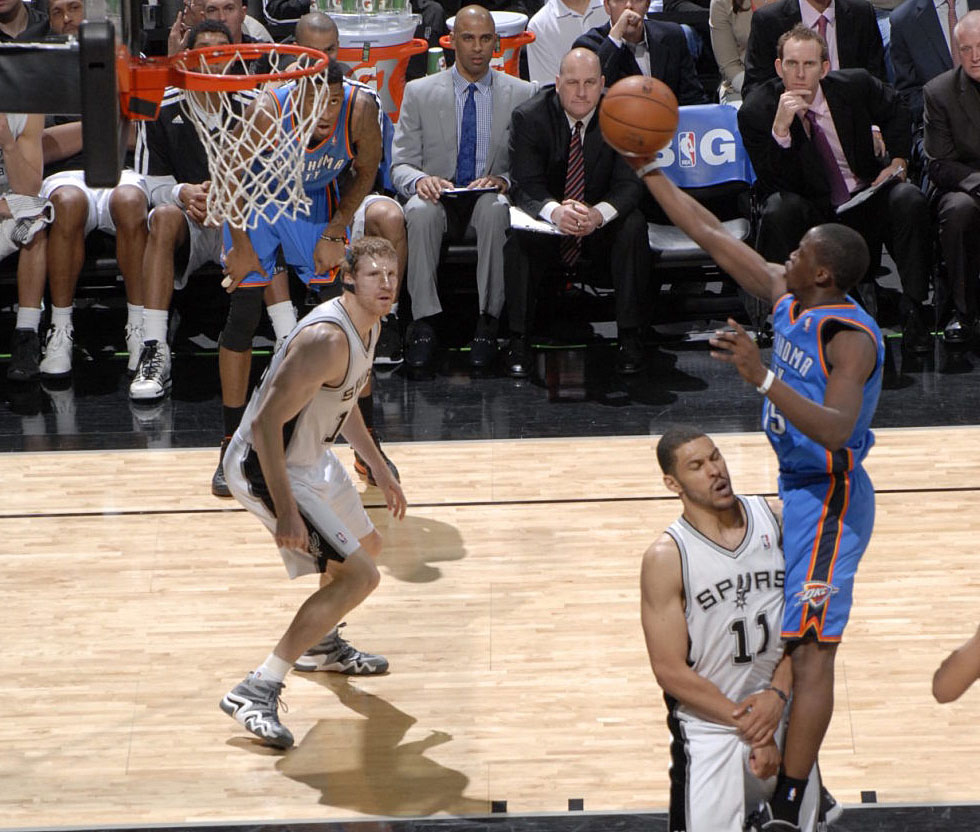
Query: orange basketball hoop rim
116,42,330,121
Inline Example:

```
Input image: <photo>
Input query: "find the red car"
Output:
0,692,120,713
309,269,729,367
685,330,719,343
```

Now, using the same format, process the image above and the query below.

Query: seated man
573,0,708,103
505,47,650,377
738,25,933,354
391,5,534,373
891,0,979,128
169,0,272,54
2,111,50,382
527,0,608,85
923,11,980,344
742,0,886,96
0,0,49,41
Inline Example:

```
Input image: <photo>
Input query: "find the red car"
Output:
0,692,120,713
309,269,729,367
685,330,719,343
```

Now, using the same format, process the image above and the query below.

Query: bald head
558,46,601,78
454,4,495,33
955,10,980,81
296,11,339,61
556,47,604,121
450,4,496,81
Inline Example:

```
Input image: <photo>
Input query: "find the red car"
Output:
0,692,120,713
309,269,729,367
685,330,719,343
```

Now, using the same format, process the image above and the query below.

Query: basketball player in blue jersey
632,166,882,832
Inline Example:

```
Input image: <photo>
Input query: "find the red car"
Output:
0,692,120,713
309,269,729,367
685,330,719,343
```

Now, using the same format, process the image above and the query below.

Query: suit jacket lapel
919,0,954,70
487,77,508,173
645,22,666,81
437,72,458,166
821,78,857,170
957,69,980,137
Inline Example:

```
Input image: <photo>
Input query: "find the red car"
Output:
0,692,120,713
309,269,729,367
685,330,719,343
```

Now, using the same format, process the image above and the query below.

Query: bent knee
359,530,383,560
365,200,405,236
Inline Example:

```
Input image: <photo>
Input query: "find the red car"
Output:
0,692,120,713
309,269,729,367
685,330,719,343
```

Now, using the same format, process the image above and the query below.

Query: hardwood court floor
2,428,979,827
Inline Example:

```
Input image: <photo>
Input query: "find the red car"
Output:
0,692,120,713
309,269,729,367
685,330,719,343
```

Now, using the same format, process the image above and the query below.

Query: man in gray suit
391,5,534,372
924,11,980,344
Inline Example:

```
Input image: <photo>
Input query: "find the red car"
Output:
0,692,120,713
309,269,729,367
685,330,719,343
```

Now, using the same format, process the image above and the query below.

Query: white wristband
756,369,776,395
634,157,666,178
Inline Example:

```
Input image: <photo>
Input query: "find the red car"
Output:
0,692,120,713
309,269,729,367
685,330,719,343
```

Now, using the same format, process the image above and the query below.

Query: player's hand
168,10,189,56
314,236,347,277
375,468,407,520
610,8,644,43
468,175,507,193
275,505,309,551
733,688,786,746
222,236,266,293
179,181,210,224
748,740,781,780
708,318,768,388
0,114,14,150
773,91,812,137
416,175,453,202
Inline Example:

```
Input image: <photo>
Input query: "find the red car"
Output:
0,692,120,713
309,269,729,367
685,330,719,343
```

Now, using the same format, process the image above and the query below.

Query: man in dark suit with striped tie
504,47,650,377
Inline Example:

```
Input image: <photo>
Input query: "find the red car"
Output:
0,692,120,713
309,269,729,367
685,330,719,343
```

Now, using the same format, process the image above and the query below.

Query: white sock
127,303,144,329
267,301,297,340
143,308,169,345
252,652,291,684
15,306,41,332
51,305,72,330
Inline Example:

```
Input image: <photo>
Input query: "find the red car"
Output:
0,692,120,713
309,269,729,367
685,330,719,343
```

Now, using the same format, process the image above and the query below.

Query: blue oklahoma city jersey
764,294,885,475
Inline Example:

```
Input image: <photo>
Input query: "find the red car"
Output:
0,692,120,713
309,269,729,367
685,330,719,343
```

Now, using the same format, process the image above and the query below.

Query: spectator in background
922,11,980,345
391,6,534,373
202,0,267,44
710,0,777,105
738,25,933,354
505,48,650,377
527,0,608,84
891,0,979,128
867,0,902,83
169,0,272,54
0,0,48,41
741,0,886,95
573,0,707,101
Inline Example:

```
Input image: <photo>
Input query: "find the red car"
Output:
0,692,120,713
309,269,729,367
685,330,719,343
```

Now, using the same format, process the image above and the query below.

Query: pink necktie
949,1,961,67
560,121,585,269
816,14,828,41
805,110,851,207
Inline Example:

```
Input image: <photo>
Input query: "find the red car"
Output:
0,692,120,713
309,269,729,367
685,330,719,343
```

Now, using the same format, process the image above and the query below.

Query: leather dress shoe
901,303,933,355
405,319,438,370
468,314,499,369
615,329,646,375
943,313,977,346
505,336,532,378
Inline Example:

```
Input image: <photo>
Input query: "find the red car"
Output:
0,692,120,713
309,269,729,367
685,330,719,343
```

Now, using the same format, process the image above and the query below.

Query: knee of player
350,550,381,593
789,639,837,681
220,287,265,352
366,201,406,240
359,530,383,560
49,186,88,227
109,186,148,227
148,205,185,241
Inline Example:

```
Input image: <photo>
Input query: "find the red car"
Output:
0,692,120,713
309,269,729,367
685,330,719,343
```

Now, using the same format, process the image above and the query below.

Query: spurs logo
795,581,839,607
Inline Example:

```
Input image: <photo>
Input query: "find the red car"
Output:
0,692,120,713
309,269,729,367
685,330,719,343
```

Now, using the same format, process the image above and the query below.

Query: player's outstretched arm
641,535,741,727
933,623,980,703
251,325,349,550
635,168,786,304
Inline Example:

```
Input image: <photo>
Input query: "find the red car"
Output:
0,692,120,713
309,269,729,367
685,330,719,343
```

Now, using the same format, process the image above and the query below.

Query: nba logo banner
678,132,696,167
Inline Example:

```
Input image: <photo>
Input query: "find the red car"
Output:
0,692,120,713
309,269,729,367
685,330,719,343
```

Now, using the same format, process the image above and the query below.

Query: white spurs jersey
236,296,377,469
667,495,785,724
0,113,28,195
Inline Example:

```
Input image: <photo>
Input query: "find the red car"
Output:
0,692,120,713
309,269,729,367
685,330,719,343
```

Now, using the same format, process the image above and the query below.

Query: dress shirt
799,0,838,69
935,0,970,55
452,65,494,183
539,108,618,226
608,30,652,76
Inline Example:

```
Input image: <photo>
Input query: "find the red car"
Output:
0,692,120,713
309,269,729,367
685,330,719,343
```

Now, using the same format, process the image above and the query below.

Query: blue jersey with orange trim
272,80,356,194
763,294,884,476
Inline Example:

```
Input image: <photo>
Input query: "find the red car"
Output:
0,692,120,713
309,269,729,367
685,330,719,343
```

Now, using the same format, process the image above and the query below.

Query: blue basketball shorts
222,186,345,288
779,465,875,642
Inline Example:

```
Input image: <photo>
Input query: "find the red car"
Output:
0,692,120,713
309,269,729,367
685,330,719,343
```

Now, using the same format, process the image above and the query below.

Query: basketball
599,76,679,159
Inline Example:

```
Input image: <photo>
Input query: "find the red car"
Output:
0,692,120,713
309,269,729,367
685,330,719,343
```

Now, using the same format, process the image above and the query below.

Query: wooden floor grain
2,427,978,826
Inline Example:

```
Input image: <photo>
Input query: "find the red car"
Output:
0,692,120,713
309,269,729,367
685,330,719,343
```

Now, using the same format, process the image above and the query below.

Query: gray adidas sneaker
219,672,294,749
294,622,389,675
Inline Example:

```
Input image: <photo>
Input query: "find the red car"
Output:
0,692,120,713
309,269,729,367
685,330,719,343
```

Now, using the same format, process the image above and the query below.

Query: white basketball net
178,48,330,231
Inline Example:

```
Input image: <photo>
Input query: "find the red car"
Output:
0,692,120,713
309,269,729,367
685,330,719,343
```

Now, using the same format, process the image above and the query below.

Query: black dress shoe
505,336,532,378
405,319,438,370
901,303,933,355
943,313,977,345
468,314,499,369
615,329,646,375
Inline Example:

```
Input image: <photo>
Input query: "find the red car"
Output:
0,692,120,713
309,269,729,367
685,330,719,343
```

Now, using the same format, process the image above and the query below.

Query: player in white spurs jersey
219,237,406,749
641,426,821,832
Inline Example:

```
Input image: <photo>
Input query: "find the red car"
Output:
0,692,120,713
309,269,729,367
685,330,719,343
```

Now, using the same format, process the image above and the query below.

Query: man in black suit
742,0,886,96
923,11,980,343
892,0,978,126
504,47,650,377
738,24,933,352
572,0,707,103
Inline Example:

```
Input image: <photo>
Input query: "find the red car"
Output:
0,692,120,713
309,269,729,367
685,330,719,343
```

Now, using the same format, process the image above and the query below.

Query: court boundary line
2,485,979,521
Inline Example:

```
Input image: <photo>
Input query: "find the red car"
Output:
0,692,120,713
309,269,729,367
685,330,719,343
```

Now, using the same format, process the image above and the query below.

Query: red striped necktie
560,120,585,269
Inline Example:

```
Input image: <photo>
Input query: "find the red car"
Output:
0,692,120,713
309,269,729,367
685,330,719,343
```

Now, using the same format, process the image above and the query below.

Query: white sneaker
39,325,73,377
125,323,144,374
129,340,172,401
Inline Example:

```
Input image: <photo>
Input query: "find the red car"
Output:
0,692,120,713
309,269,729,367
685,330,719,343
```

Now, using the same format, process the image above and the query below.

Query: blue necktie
455,83,477,186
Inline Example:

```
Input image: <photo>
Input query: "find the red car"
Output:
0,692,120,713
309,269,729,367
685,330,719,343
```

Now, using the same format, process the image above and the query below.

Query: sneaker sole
129,381,173,402
373,356,404,366
219,694,294,749
293,657,389,675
